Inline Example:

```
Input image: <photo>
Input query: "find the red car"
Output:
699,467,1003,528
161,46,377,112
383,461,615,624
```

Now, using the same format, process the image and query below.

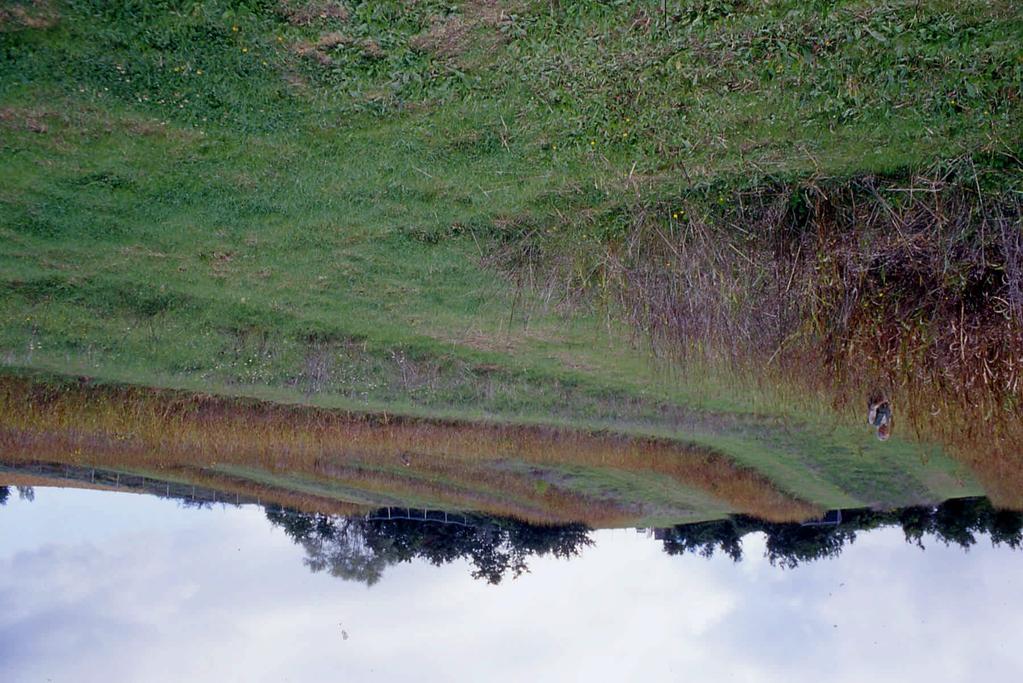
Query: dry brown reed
519,159,1022,507
0,376,818,524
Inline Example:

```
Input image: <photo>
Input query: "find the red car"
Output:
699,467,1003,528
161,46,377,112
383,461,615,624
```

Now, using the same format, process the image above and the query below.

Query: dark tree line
659,497,1023,568
265,508,593,585
266,498,1022,585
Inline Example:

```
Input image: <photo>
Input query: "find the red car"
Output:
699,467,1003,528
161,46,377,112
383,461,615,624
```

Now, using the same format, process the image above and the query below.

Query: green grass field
2,0,1020,513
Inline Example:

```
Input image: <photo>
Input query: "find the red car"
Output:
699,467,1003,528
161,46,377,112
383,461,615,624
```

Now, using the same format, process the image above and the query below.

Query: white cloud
0,490,1020,682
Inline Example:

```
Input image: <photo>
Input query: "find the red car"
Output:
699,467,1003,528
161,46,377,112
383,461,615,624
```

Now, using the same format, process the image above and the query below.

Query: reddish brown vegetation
0,376,818,524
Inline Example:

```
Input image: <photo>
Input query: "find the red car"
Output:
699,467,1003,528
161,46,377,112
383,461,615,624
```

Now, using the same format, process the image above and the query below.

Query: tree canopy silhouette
658,498,1022,567
266,508,593,585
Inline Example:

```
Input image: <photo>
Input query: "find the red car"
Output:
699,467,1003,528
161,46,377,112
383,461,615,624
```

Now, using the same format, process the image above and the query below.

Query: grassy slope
2,0,1019,510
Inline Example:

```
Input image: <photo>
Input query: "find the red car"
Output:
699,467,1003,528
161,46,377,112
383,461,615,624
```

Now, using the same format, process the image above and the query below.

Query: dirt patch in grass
0,0,59,32
293,34,381,65
2,105,196,148
360,38,384,59
278,1,348,27
409,0,519,58
0,107,52,134
410,15,473,57
292,40,334,66
316,31,349,49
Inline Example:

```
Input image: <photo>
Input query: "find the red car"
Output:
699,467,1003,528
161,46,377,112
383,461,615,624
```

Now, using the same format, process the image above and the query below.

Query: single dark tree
265,507,593,585
660,519,745,561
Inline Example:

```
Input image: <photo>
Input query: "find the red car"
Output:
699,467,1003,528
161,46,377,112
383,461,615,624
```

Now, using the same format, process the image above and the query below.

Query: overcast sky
0,487,1019,682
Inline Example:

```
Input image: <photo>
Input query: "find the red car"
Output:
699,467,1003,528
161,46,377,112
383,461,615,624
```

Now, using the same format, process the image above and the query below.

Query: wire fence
0,461,484,527
0,460,260,507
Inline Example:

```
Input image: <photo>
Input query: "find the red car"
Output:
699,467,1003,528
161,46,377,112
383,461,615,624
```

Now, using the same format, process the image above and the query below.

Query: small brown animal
867,393,892,441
